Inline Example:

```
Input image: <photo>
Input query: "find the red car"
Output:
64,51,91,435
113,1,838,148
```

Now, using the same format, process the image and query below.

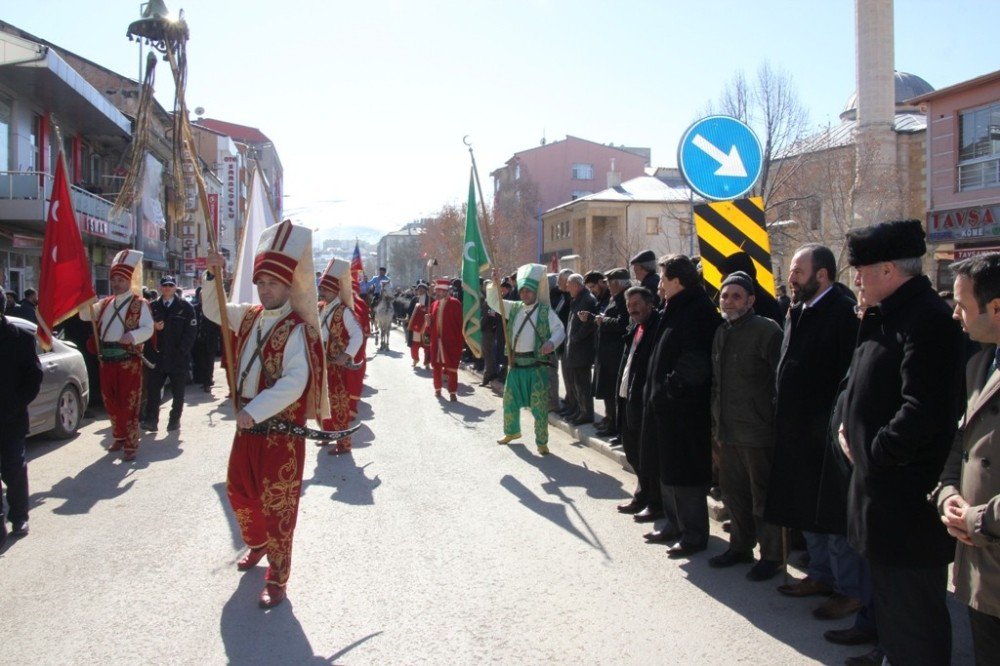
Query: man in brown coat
937,252,1000,663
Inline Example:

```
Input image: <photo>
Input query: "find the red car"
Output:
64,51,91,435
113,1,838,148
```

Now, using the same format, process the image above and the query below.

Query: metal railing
0,170,133,236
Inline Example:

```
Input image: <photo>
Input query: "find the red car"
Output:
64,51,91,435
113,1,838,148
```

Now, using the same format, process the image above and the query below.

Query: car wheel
50,385,82,439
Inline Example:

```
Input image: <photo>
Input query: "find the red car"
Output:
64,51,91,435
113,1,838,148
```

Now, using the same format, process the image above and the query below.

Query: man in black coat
0,311,43,546
141,276,197,432
190,286,220,392
764,244,865,621
642,254,722,557
616,287,664,523
592,268,630,437
563,273,599,425
630,249,660,305
7,288,38,324
838,220,963,666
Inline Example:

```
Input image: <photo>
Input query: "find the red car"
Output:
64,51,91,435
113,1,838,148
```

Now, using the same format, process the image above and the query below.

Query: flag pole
465,137,513,367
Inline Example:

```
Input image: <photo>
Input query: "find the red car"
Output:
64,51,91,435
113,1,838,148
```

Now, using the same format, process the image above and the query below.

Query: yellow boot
497,433,521,445
537,444,550,455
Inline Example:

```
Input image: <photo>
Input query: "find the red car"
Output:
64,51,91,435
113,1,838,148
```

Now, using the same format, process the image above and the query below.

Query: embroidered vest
321,301,349,360
236,306,324,425
97,294,147,350
507,301,552,361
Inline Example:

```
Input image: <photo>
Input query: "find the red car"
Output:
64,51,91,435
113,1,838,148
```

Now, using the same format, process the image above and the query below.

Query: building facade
541,175,695,271
911,70,1000,286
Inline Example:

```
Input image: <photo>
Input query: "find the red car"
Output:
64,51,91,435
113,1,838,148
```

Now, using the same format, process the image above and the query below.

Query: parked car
7,316,89,438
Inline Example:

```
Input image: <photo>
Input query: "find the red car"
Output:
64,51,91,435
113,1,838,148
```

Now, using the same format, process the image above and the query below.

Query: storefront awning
0,32,131,139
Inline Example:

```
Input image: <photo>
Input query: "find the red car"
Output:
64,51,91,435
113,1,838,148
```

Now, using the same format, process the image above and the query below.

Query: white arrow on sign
692,134,748,178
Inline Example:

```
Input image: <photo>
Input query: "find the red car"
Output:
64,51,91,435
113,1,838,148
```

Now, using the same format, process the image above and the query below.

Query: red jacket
429,296,463,367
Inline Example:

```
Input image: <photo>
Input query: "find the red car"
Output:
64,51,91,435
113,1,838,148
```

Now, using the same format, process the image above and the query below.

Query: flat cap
606,267,630,281
630,249,655,265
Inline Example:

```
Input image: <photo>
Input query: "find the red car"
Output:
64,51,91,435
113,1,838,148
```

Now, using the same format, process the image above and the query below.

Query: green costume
502,300,553,446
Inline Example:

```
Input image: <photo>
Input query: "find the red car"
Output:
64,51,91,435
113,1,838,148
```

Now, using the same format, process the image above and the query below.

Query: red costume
94,294,149,457
228,306,324,590
429,287,464,398
347,297,369,419
408,296,431,367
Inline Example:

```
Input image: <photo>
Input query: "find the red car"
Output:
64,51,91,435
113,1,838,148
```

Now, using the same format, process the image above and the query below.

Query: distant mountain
315,225,384,244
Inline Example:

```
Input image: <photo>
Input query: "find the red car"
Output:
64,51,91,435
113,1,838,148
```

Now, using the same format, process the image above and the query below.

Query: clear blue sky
4,1,994,239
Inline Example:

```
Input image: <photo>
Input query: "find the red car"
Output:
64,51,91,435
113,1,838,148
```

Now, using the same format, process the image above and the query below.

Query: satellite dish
194,106,205,116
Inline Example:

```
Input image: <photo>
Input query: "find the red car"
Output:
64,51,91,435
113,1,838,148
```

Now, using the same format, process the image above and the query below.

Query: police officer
141,276,197,432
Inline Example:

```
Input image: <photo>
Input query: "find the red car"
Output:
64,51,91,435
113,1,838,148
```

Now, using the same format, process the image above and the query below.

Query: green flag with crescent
461,169,491,358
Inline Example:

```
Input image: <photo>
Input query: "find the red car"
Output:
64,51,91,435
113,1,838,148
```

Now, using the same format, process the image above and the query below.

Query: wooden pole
161,41,237,408
465,139,513,368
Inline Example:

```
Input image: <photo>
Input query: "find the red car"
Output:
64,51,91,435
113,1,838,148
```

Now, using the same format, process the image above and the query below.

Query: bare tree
490,173,542,272
420,203,466,278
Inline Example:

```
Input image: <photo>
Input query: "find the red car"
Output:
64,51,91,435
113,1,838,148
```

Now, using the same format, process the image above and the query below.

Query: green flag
461,169,491,358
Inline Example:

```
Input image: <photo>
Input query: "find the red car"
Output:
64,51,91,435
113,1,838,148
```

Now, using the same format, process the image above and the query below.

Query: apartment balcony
0,170,134,245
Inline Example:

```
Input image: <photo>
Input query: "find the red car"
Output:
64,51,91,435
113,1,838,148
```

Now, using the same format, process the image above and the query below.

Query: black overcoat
593,290,628,399
0,316,43,439
640,286,721,486
145,297,197,374
842,275,963,567
564,290,598,368
764,286,858,531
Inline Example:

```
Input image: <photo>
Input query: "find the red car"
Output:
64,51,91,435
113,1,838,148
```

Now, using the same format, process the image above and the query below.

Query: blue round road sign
678,115,763,201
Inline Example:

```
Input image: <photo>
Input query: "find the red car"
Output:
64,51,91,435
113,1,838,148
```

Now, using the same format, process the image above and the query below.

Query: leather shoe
746,559,784,581
632,508,663,523
123,450,137,462
644,529,681,544
666,542,707,558
140,421,157,432
258,583,285,608
777,577,834,597
166,420,180,432
845,648,884,665
813,593,862,620
497,433,522,445
10,520,29,537
237,547,267,571
108,439,124,452
708,549,754,568
616,499,645,514
609,436,622,445
823,627,878,646
570,416,593,426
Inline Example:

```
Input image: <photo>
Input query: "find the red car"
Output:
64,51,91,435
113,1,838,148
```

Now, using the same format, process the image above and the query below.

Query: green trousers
503,364,550,445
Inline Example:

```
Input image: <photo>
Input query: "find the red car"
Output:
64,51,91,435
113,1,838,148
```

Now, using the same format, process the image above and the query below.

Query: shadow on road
305,454,381,506
372,348,404,359
439,400,495,425
31,454,136,515
510,442,630,502
221,573,366,664
213,481,245,550
500,474,601,556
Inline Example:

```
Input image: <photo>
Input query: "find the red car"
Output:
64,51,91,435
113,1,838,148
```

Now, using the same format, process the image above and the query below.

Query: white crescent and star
50,200,60,262
463,241,476,262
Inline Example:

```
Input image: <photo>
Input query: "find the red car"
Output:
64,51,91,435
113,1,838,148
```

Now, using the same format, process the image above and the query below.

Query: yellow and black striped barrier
694,196,775,298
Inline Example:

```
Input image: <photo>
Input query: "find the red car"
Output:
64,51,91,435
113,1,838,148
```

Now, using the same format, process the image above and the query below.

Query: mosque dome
839,71,935,121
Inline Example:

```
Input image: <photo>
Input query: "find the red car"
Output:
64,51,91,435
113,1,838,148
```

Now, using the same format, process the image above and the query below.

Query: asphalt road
2,326,973,664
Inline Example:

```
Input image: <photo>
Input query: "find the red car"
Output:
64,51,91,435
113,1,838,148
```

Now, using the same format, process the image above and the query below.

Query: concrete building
0,24,133,297
541,174,696,271
194,118,283,221
491,135,650,261
765,0,932,283
377,222,426,288
910,69,1000,285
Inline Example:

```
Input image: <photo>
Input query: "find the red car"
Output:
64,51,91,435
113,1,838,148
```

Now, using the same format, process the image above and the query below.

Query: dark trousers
969,606,1000,666
192,341,216,387
567,365,593,419
481,326,498,380
601,398,617,431
718,444,782,561
660,482,708,548
143,369,188,426
870,561,951,666
619,397,661,512
0,431,29,527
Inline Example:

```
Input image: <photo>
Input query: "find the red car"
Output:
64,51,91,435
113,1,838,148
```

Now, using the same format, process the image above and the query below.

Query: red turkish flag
36,154,96,350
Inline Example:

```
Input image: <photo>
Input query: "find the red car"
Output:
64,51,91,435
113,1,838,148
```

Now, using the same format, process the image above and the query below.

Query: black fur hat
846,219,926,267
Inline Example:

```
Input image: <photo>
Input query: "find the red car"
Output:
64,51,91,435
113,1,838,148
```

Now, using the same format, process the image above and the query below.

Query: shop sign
928,204,1000,242
954,245,1000,260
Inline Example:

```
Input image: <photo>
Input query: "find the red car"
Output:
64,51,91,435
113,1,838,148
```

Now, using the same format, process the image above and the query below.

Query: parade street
2,327,971,665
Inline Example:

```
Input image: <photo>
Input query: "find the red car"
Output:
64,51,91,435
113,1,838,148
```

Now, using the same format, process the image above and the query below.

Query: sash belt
242,418,360,441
